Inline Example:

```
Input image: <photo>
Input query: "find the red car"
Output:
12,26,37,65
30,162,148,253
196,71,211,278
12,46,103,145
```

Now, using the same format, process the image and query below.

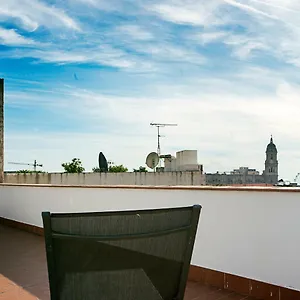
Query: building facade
205,137,279,186
263,136,278,184
163,150,203,173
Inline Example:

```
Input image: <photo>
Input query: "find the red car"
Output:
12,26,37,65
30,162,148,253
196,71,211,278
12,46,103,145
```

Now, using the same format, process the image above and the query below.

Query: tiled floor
0,225,255,300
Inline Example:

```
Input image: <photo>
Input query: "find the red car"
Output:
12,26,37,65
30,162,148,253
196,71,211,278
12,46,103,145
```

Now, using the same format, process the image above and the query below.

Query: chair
42,205,201,300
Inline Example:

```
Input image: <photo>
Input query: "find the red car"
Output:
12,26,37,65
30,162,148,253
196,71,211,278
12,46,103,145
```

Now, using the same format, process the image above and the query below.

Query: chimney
0,78,3,183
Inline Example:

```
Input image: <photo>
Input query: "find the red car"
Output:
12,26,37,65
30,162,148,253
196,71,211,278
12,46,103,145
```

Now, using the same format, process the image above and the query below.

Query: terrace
1,184,300,300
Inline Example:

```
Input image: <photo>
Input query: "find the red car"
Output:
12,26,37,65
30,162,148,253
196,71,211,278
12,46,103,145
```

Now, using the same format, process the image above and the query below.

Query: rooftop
0,225,253,300
1,183,300,300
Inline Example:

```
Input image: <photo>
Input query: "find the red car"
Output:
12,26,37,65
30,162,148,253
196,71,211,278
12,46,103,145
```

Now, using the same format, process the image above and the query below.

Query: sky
1,0,300,180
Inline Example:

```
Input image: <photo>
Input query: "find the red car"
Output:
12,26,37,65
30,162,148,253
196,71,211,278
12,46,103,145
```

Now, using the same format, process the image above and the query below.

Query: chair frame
42,205,201,300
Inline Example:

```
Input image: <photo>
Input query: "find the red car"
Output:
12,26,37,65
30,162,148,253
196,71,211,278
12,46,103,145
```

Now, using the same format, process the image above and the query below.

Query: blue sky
1,0,300,180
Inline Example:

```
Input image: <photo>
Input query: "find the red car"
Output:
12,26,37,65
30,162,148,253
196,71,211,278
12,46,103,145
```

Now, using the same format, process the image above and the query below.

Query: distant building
162,150,203,173
205,137,279,186
263,136,278,184
230,167,259,175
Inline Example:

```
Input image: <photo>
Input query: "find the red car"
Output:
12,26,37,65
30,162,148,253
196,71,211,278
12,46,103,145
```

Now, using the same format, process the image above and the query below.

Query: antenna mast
150,122,177,158
8,160,43,172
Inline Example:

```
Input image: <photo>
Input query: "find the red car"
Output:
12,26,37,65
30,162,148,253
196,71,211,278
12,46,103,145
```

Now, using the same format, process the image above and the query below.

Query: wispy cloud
193,31,229,45
71,0,119,10
131,43,207,65
223,0,279,20
9,46,155,71
0,0,80,32
0,27,35,46
247,0,300,13
117,25,154,41
224,33,269,58
147,1,222,26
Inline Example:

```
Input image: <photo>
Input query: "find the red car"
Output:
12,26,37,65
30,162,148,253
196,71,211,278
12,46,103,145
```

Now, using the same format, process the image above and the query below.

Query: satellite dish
146,152,159,169
98,152,108,172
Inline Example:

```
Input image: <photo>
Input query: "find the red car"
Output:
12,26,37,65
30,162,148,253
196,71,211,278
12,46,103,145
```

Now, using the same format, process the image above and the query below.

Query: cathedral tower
264,136,278,184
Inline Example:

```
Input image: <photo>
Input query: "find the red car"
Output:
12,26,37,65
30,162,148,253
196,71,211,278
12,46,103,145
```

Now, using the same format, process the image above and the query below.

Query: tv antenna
8,160,43,172
150,122,177,159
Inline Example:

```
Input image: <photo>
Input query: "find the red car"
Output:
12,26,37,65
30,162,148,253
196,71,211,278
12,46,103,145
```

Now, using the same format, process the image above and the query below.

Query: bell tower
264,136,278,184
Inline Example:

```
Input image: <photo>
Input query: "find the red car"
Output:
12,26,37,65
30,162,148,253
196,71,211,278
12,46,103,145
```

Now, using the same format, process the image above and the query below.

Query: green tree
92,167,101,173
133,166,148,172
109,164,128,173
62,158,85,173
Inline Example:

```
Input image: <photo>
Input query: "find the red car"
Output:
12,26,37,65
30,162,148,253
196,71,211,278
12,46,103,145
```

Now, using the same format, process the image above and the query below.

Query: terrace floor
0,225,255,300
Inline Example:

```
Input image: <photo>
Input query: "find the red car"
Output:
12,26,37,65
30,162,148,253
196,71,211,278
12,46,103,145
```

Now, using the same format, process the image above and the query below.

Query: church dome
266,136,277,152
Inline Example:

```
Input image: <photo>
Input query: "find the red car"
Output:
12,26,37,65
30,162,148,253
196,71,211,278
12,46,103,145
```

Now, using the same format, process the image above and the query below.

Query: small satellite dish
146,152,159,169
98,152,108,172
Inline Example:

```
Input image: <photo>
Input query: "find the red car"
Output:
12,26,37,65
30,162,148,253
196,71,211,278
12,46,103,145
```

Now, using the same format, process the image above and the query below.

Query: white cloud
9,45,154,70
190,29,269,59
195,31,229,45
130,43,206,65
144,0,300,65
71,0,120,10
147,1,222,26
247,0,300,13
0,0,80,32
223,0,279,20
223,33,269,58
217,0,300,63
0,27,35,46
6,33,204,69
117,25,154,41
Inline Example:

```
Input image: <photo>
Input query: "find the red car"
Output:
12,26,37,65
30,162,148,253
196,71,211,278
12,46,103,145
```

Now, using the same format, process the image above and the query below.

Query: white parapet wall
1,184,300,291
4,172,206,186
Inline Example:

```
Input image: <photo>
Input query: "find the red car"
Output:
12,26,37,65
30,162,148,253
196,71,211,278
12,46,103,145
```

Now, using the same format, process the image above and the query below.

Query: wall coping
1,183,300,192
5,171,203,174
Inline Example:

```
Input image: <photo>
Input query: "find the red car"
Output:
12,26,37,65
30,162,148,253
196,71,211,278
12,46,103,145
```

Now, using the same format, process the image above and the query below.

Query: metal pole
150,122,178,170
0,79,4,183
157,126,161,168
157,126,160,157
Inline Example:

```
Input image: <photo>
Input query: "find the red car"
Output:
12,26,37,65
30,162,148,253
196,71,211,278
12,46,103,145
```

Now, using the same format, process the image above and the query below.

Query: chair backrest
42,205,201,300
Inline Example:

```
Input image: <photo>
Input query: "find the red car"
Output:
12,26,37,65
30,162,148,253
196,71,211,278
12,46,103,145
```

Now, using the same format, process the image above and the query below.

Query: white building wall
176,151,182,167
181,150,198,165
164,156,176,172
175,150,200,172
1,184,300,291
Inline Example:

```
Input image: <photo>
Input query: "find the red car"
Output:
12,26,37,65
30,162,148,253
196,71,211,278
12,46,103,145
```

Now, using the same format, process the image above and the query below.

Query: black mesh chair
42,205,201,300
